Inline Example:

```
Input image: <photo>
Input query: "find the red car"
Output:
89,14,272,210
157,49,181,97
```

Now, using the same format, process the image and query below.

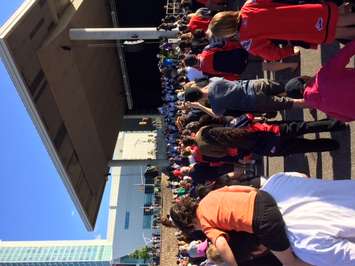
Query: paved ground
264,45,355,180
160,174,178,266
160,44,355,265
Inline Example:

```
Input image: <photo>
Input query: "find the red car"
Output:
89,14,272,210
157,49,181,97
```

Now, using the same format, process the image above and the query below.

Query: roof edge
0,0,36,38
0,38,94,231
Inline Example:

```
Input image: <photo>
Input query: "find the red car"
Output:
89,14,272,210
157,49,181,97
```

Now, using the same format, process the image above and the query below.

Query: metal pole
108,159,169,167
69,28,179,40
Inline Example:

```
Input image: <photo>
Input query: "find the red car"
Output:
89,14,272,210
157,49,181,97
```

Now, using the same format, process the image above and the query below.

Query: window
143,215,152,229
29,70,44,96
144,194,153,205
53,123,67,150
124,211,130,229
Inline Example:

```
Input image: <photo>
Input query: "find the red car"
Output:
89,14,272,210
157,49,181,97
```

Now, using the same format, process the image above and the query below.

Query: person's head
181,129,192,136
185,121,201,133
195,7,211,19
176,75,187,83
285,75,313,99
180,166,191,175
206,244,224,264
183,146,193,155
195,183,216,198
182,136,196,147
183,54,199,67
179,24,190,33
184,86,203,102
179,40,192,52
180,32,192,41
170,196,198,232
192,29,206,39
161,216,175,227
209,11,240,38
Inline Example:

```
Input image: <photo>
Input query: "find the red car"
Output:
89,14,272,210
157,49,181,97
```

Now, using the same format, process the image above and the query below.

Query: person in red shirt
208,0,355,60
188,15,211,32
187,8,212,33
183,40,248,80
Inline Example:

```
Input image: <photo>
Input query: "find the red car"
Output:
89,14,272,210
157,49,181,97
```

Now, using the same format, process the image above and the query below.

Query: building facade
0,123,164,265
0,240,112,265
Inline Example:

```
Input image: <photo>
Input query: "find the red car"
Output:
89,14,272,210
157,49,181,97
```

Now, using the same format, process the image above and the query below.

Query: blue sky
0,0,110,241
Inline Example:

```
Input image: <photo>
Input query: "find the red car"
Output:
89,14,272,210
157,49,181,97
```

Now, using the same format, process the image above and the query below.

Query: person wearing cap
285,40,355,122
184,77,305,118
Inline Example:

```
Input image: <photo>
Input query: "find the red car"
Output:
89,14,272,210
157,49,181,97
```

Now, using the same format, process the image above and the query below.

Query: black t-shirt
213,48,249,74
228,231,282,266
189,162,234,184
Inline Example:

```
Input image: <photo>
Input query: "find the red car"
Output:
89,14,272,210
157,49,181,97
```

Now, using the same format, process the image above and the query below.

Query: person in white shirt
186,66,207,81
261,172,355,266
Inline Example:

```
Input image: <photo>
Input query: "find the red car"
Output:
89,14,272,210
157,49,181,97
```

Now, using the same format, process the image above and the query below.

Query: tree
129,246,150,262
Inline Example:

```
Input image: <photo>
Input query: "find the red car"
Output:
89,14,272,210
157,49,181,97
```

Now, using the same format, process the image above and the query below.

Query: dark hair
181,129,192,136
184,87,203,102
178,24,189,33
195,183,215,199
183,54,199,67
179,40,192,50
170,197,198,232
185,121,202,133
285,77,307,99
182,136,196,147
176,75,186,83
192,29,206,39
201,126,261,150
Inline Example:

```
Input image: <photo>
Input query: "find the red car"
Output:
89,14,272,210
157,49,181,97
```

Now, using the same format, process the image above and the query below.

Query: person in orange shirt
170,187,310,266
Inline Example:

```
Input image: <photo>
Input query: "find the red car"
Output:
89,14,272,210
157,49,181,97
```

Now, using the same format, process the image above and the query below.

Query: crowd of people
142,166,162,266
153,0,355,265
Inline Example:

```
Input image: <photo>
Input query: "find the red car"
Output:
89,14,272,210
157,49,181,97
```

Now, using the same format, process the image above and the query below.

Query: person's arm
291,98,306,108
215,235,238,266
324,40,355,71
248,39,296,61
185,101,220,118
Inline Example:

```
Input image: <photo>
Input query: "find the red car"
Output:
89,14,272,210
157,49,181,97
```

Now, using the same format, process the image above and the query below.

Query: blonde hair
206,244,225,264
209,11,240,38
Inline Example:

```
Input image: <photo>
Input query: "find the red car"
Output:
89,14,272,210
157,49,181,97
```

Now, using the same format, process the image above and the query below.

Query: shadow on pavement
330,127,352,180
321,43,352,180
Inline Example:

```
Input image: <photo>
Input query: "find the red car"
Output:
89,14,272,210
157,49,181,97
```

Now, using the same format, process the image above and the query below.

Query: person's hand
293,46,301,55
232,167,244,179
184,101,200,109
